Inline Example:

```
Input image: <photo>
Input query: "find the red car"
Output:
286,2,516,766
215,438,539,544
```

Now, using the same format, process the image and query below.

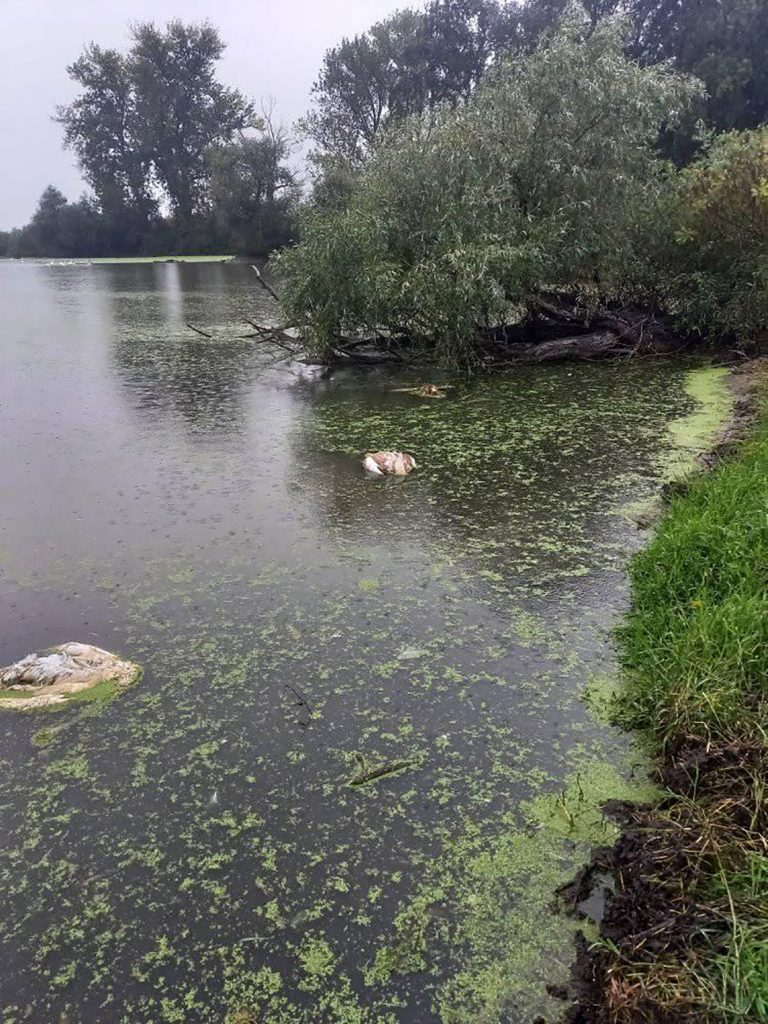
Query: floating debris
362,451,417,476
0,643,140,710
397,647,428,661
348,755,422,787
417,384,446,399
393,383,450,399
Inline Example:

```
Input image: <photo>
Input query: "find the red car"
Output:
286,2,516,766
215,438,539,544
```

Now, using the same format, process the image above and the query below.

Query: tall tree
128,21,256,224
301,1,520,163
56,44,156,233
207,110,297,253
304,0,768,169
58,21,256,230
419,0,519,106
300,10,425,164
517,0,768,149
629,0,768,135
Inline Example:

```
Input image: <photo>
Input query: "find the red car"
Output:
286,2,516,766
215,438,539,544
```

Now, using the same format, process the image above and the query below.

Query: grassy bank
617,390,768,748
579,369,768,1023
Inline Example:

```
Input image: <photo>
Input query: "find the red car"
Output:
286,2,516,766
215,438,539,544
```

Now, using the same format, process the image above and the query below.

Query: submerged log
499,330,634,362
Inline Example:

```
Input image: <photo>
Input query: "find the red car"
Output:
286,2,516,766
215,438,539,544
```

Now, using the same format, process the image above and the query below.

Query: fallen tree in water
273,11,766,368
274,13,703,367
254,280,688,366
253,255,688,366
472,296,687,363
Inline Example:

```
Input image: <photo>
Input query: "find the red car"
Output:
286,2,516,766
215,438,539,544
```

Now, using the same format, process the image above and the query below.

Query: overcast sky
0,0,406,229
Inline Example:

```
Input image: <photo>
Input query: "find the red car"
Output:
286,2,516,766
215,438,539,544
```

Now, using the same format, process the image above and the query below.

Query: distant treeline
1,22,298,259
2,0,766,259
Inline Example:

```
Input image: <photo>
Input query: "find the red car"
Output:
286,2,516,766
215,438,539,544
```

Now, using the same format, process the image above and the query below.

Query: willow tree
278,7,699,365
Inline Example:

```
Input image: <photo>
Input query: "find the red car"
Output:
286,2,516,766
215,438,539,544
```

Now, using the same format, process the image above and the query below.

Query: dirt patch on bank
699,355,768,465
559,739,767,1024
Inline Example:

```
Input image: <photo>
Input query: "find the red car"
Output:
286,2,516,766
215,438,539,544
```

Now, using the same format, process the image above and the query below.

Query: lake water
0,260,698,1023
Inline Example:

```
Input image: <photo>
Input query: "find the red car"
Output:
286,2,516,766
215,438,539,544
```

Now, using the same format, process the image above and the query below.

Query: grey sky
0,0,405,229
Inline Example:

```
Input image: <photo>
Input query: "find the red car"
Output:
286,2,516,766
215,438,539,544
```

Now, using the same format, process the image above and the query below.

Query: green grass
700,857,768,1022
616,401,768,745
613,380,768,1022
709,924,768,1022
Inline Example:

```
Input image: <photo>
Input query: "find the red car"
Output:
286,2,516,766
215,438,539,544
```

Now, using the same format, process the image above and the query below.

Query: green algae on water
662,366,733,480
364,757,658,1024
0,267,709,1024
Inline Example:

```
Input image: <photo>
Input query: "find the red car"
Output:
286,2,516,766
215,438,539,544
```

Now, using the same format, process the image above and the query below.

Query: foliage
278,10,699,364
616,391,768,745
303,0,768,174
22,20,296,257
300,9,425,165
658,126,768,345
4,187,105,258
610,381,768,1024
300,0,519,165
500,0,768,160
127,21,255,224
207,112,299,254
528,0,768,158
56,43,157,237
58,21,254,227
628,0,768,160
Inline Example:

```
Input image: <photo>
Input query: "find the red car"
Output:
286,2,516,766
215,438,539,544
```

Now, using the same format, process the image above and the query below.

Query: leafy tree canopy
58,20,256,227
27,20,296,256
303,0,768,166
301,0,519,164
279,8,700,364
660,125,768,341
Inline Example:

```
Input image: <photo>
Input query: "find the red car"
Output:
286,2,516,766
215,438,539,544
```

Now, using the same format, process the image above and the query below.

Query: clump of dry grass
570,742,767,1024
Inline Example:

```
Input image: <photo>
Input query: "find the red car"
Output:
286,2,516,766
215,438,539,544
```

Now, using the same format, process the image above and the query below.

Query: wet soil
561,739,768,1024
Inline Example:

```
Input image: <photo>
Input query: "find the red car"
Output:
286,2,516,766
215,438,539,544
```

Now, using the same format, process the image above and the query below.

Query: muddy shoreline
555,358,768,1024
561,739,768,1024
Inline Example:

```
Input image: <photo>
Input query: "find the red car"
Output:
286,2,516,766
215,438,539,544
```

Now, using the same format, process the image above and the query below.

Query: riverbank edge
560,357,768,1024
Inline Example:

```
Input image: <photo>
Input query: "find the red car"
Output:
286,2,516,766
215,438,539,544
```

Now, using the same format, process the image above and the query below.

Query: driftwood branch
331,345,403,364
244,319,295,337
282,682,314,717
348,757,421,787
185,322,213,339
243,319,299,354
250,264,281,303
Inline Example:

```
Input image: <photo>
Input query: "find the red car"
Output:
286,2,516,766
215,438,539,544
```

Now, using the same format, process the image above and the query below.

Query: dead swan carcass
363,451,417,477
0,642,140,710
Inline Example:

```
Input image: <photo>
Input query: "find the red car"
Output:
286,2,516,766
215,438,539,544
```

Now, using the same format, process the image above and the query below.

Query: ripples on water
0,261,695,1023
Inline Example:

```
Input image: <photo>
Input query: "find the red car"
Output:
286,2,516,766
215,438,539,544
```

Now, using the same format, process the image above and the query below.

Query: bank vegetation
278,9,768,366
568,369,768,1024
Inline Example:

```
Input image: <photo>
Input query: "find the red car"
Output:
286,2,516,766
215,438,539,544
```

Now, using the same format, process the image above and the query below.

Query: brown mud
559,740,767,1024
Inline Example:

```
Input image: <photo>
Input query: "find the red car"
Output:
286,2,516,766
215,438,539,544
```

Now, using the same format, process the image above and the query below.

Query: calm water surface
0,261,695,1023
